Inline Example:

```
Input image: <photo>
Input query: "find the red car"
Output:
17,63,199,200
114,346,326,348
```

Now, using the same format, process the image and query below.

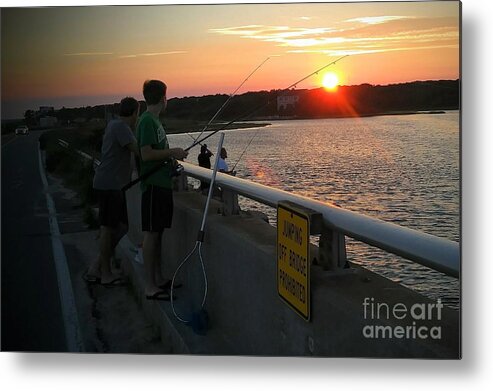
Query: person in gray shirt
85,97,140,286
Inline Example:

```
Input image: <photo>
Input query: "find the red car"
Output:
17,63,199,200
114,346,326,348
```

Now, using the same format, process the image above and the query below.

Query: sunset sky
1,1,460,119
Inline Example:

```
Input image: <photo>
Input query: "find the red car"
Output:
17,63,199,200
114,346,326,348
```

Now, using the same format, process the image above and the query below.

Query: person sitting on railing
213,147,236,204
84,97,140,287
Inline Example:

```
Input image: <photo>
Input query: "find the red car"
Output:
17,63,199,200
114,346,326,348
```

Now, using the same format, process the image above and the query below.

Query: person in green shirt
137,80,188,300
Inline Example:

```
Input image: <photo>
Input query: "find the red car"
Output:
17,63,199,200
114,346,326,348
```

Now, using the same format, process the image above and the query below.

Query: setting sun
322,72,339,91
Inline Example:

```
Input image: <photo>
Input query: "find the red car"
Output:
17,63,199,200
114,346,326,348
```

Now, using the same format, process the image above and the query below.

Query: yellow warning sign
277,202,310,321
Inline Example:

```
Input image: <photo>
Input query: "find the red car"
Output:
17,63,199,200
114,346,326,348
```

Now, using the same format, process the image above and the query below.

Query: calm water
168,112,460,309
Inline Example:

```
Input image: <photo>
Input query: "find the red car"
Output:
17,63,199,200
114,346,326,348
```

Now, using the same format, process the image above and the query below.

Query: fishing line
230,127,262,172
179,56,271,154
170,132,225,330
185,132,213,155
190,57,271,145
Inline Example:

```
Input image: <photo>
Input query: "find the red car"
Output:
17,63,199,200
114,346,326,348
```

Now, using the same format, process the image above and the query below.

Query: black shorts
141,185,173,232
98,190,128,228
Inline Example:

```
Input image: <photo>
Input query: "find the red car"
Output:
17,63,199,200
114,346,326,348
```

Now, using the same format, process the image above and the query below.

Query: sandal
101,276,128,287
82,271,101,284
146,290,173,301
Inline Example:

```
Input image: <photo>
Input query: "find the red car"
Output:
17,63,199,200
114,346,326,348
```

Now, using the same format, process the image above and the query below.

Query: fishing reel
170,159,184,177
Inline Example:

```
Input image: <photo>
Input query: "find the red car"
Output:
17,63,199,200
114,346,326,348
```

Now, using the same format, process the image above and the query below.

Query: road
1,131,67,351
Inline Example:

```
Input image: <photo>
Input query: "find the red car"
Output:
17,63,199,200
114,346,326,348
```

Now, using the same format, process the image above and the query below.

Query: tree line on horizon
24,79,460,125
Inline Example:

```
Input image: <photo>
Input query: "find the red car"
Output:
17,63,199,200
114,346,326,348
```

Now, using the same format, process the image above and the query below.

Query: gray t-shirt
93,119,137,190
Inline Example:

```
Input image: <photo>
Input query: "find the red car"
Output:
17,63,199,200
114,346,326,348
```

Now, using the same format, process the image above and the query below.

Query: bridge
117,144,460,358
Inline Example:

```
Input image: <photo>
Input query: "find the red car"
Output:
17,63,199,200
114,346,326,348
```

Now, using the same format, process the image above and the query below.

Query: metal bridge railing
180,161,460,278
57,139,100,169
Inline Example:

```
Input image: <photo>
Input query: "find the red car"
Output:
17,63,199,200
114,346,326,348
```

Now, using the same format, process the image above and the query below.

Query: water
168,112,460,309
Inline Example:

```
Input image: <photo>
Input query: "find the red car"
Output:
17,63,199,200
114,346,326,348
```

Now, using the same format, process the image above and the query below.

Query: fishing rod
121,55,349,191
186,132,214,155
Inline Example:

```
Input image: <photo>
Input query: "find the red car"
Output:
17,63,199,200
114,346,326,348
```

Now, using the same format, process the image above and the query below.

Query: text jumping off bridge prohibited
277,202,310,321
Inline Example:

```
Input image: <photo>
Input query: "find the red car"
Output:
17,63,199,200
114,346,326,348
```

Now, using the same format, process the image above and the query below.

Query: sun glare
322,72,339,91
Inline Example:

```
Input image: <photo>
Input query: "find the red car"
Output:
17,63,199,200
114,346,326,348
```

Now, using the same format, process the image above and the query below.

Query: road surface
1,131,67,352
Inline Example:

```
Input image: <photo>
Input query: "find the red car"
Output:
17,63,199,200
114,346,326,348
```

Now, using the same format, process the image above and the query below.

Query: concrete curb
38,144,84,352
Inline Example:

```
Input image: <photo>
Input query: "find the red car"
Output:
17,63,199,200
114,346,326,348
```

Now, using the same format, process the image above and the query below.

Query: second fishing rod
122,55,349,191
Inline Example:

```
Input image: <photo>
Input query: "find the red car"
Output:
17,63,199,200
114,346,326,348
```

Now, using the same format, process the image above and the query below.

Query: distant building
277,94,300,111
40,116,58,128
39,106,55,115
35,106,57,127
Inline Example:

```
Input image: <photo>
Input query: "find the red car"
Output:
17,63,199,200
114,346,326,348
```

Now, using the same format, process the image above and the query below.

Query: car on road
15,125,29,135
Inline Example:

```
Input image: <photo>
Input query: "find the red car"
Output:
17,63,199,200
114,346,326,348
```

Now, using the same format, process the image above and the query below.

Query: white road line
37,143,84,352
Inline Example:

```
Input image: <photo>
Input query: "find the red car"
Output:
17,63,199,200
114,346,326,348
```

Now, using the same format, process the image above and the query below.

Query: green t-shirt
136,111,172,191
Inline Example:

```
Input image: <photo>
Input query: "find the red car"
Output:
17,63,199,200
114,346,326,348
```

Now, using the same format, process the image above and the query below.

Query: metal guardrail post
58,139,69,148
319,224,348,271
221,188,240,216
175,171,188,192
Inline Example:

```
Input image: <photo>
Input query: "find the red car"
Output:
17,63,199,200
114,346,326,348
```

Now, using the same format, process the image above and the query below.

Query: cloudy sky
1,1,460,118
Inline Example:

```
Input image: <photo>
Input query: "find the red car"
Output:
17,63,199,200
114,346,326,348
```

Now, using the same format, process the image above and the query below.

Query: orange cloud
345,16,414,25
118,51,187,59
209,16,458,57
63,52,113,56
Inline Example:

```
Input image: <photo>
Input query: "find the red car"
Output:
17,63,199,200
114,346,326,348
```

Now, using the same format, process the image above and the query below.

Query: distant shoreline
247,109,454,122
166,109,455,134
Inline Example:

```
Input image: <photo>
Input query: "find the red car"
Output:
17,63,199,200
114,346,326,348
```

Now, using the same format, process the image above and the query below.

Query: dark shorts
98,189,128,228
141,185,173,232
